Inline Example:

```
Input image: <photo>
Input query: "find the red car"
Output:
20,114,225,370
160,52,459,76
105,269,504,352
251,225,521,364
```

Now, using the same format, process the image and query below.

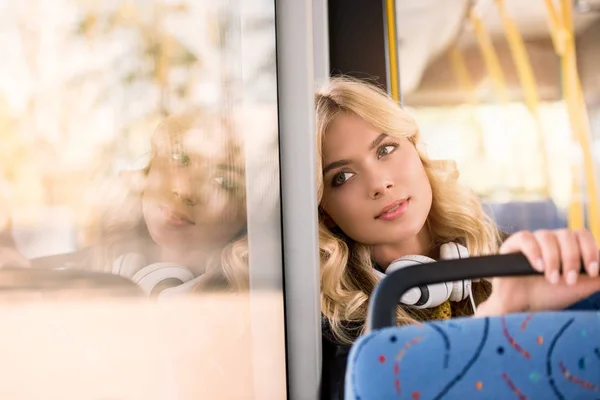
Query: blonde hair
88,108,250,291
316,77,501,345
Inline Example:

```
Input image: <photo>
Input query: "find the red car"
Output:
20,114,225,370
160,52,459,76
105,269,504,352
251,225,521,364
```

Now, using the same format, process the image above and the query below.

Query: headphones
373,242,475,310
114,242,475,308
112,253,199,297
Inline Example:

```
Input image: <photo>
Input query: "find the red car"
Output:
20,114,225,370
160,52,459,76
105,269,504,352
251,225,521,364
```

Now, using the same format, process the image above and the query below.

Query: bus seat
486,200,567,234
345,311,600,399
345,254,599,399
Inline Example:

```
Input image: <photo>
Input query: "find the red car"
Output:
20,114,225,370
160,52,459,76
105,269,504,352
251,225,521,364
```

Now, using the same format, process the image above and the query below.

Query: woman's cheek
201,192,240,222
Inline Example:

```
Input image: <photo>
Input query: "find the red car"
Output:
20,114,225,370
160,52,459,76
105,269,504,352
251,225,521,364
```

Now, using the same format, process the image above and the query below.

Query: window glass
0,0,286,398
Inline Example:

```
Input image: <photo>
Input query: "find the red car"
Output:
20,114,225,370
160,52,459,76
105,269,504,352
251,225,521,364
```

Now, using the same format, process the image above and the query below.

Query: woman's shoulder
321,314,364,346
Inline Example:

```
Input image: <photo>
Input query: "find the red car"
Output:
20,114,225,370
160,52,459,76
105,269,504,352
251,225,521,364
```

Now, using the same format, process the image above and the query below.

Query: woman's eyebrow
369,133,388,150
322,133,388,176
323,159,350,176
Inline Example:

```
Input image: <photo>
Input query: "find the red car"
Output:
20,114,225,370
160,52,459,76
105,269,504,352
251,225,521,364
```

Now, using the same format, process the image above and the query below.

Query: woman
90,108,249,292
0,108,250,294
315,77,600,399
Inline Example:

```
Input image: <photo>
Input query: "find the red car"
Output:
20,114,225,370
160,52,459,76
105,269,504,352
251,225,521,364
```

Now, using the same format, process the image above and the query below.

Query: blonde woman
2,109,250,294
316,77,600,399
90,108,249,293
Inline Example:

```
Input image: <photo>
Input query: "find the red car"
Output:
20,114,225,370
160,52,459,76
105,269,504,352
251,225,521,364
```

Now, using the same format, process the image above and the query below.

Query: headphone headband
374,242,472,309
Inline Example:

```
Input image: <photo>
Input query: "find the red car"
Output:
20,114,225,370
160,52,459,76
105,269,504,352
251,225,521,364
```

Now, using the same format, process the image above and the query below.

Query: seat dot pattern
345,311,600,399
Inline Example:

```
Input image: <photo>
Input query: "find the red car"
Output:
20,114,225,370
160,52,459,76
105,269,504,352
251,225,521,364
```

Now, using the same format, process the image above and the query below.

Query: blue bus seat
485,200,567,234
345,311,600,399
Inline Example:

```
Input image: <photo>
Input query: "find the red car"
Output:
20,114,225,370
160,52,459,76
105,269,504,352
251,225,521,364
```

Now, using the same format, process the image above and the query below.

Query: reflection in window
0,1,275,278
0,1,286,398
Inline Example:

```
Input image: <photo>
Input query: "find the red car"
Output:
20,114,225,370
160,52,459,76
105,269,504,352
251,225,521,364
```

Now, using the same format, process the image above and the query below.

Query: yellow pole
544,0,600,241
385,0,400,102
448,46,487,155
563,36,587,231
470,11,510,103
543,0,566,55
469,10,532,187
544,0,585,230
494,0,551,196
449,47,476,98
558,0,600,234
562,4,600,241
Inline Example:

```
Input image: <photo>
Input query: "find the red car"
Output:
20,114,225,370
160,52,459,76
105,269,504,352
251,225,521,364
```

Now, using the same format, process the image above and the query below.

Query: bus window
0,0,287,398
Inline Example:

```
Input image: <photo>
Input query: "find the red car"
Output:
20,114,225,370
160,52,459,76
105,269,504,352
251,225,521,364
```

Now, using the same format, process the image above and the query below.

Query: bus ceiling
328,0,600,107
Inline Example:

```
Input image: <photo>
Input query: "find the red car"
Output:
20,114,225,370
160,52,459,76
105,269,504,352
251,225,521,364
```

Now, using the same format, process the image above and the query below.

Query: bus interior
0,0,599,398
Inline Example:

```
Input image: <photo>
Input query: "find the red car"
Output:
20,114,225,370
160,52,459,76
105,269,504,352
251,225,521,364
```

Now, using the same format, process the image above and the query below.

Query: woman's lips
159,205,195,226
375,198,410,221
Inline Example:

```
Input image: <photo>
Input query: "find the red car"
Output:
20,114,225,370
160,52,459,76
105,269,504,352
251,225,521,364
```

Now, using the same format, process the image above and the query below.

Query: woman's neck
370,226,436,271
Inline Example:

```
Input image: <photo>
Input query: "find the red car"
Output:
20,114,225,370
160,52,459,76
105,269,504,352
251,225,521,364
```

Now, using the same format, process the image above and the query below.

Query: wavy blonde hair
87,108,250,291
316,77,501,345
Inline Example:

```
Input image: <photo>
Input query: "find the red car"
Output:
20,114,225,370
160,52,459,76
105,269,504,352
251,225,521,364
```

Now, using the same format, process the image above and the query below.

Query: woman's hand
0,246,30,268
476,229,600,316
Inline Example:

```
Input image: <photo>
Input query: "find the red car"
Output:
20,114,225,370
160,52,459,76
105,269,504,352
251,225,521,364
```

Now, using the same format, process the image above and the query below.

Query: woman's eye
214,176,237,190
332,171,354,187
377,144,397,159
171,152,190,166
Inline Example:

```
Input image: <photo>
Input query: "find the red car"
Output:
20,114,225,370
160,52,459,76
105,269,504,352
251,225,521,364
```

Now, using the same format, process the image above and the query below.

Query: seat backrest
486,200,567,233
345,311,600,399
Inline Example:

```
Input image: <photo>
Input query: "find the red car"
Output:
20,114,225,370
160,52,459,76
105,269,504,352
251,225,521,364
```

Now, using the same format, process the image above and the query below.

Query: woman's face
320,113,432,246
142,127,246,253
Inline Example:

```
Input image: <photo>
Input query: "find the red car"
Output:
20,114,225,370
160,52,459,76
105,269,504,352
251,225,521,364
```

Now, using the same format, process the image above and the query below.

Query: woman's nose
171,172,199,206
368,171,394,199
370,182,394,199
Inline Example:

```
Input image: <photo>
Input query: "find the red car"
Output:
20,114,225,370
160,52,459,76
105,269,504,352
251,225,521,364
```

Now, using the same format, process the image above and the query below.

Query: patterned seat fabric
345,311,600,399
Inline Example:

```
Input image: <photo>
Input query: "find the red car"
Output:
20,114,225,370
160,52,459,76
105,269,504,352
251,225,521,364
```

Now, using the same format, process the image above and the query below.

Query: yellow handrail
384,0,400,102
448,46,486,155
494,0,551,196
470,11,510,103
469,10,535,188
449,47,476,99
544,0,600,241
544,0,566,55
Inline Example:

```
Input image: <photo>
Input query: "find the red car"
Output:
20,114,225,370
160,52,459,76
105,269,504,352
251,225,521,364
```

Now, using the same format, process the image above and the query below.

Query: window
0,1,287,398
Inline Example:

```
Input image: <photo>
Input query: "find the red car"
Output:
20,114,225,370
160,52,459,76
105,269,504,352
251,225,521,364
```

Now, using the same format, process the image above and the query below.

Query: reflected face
142,127,246,253
320,113,432,246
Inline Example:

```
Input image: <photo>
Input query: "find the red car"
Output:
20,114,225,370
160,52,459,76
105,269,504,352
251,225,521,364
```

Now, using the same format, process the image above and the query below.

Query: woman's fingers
574,229,599,278
533,230,561,284
501,229,600,284
553,229,580,285
500,231,544,272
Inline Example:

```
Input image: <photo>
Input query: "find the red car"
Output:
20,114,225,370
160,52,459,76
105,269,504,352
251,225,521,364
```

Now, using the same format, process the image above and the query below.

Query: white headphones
373,242,476,310
112,253,199,297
